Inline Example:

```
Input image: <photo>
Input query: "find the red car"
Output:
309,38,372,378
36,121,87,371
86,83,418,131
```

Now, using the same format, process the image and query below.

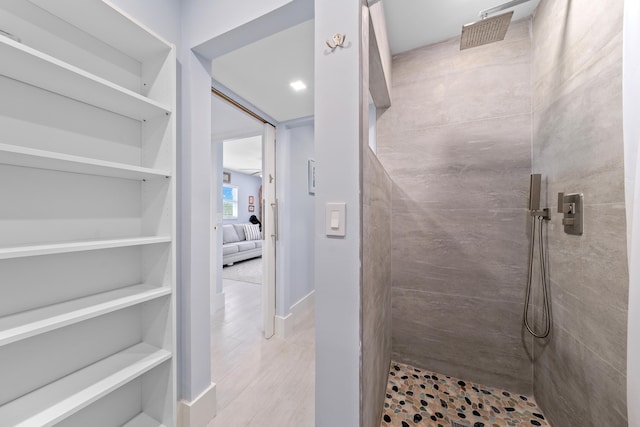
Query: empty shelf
0,37,171,121
0,143,171,180
123,413,167,427
0,342,171,427
0,236,171,260
28,0,172,62
0,284,171,347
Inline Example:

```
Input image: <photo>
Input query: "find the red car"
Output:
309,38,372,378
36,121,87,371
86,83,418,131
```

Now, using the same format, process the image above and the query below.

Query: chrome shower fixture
460,0,533,50
524,174,552,338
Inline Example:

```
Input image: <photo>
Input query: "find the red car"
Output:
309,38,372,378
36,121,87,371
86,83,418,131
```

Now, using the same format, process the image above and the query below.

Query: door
262,123,277,338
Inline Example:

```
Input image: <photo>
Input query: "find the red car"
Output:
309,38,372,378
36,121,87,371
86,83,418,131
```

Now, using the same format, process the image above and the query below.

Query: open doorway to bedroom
220,133,265,337
210,90,269,334
207,15,315,425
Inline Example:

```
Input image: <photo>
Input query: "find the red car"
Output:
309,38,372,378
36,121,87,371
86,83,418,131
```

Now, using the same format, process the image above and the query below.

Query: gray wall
222,168,261,225
377,19,534,394
362,148,392,427
531,0,628,425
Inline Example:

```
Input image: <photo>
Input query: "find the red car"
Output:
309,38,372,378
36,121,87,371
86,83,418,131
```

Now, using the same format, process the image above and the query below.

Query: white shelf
0,37,171,121
123,413,167,427
0,284,171,347
28,0,172,62
0,236,171,260
0,342,171,427
0,143,171,180
0,2,176,424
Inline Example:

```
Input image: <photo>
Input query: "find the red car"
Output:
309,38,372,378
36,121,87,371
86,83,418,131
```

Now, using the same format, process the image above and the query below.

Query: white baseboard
274,290,315,339
291,290,315,318
275,313,293,337
178,382,217,427
213,291,225,312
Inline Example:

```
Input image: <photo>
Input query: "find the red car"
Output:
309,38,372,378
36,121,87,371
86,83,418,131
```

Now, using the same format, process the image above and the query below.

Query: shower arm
480,0,532,19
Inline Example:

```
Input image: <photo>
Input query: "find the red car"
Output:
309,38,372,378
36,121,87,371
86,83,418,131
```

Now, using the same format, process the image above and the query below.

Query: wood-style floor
208,279,315,426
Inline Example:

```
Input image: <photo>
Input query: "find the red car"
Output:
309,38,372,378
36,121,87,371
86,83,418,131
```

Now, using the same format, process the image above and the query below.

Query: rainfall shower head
460,11,513,50
459,0,533,50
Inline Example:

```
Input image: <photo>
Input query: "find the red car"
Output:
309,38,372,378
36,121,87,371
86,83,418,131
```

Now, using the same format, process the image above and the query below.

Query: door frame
210,88,277,339
262,123,277,338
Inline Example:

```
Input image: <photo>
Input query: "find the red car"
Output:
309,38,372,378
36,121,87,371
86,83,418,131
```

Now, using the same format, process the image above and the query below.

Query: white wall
287,125,315,306
624,0,640,424
314,1,365,425
109,0,180,43
183,0,293,48
276,121,315,317
185,0,314,61
173,0,312,405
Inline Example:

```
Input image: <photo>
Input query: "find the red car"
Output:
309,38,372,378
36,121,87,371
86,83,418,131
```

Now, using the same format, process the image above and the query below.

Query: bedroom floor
381,361,550,427
208,279,315,426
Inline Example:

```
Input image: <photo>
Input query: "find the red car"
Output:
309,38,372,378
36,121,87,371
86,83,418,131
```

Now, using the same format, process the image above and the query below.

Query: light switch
326,202,346,237
330,211,340,229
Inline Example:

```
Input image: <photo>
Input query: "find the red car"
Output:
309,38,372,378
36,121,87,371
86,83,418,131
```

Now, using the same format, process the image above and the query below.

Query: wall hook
326,33,346,50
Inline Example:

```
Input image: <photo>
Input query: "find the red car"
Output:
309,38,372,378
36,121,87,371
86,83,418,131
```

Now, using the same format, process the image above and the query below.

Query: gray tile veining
533,323,628,427
532,0,624,111
377,12,534,396
545,204,629,311
531,0,628,423
362,149,393,427
392,19,532,90
391,311,533,395
548,278,628,374
391,208,530,282
374,0,627,424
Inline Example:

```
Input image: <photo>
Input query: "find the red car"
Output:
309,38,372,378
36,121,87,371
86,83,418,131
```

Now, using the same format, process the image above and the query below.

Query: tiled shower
369,0,629,425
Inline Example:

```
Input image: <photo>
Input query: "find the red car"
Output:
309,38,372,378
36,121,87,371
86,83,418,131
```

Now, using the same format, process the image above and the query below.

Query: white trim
275,313,293,338
178,382,216,427
291,290,315,318
274,290,315,338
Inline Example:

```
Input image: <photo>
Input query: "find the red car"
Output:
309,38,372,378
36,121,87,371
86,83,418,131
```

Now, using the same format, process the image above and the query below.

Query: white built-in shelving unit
0,0,176,425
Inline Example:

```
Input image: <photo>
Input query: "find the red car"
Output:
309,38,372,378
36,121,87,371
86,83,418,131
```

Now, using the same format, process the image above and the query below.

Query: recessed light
290,80,307,91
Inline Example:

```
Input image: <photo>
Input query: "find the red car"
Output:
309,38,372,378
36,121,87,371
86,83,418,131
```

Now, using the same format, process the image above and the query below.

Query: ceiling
223,136,263,177
211,93,264,175
382,0,541,54
210,0,541,170
212,19,314,123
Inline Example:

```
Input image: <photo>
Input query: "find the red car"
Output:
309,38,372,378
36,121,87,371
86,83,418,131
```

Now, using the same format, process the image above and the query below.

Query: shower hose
523,215,551,338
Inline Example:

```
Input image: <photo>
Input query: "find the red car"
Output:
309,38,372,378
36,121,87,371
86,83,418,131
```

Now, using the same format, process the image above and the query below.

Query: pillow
232,224,246,241
222,224,240,244
244,223,262,241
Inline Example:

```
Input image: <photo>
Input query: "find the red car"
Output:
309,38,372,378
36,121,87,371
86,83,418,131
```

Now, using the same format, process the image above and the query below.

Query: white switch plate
325,202,346,237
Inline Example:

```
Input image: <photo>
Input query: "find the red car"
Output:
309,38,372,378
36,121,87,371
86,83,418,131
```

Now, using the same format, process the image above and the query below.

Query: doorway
210,92,276,339
206,14,316,425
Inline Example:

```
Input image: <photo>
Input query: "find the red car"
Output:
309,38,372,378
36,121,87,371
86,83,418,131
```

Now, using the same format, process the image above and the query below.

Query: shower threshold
380,361,550,427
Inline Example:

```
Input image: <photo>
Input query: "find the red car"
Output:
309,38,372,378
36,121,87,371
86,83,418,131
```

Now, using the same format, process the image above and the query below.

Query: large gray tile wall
362,148,393,427
531,0,628,425
376,19,534,394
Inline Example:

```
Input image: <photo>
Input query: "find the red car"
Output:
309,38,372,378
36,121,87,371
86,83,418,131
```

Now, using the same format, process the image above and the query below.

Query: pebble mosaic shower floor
380,361,550,427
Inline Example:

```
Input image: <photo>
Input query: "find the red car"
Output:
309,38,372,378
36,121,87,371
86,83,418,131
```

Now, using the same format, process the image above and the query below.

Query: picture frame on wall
223,171,231,183
308,159,316,195
249,205,255,212
249,196,254,204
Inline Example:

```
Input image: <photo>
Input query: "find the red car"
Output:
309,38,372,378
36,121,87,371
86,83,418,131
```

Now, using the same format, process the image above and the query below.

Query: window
222,185,238,220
